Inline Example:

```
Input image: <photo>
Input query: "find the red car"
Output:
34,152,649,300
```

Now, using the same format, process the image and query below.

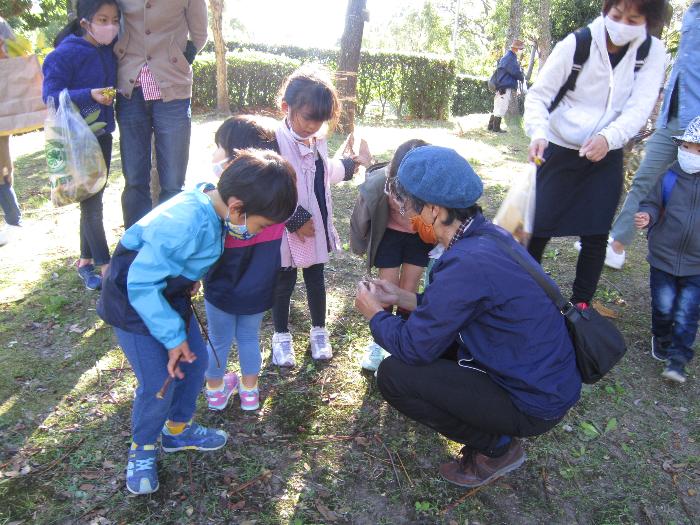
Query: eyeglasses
384,177,407,216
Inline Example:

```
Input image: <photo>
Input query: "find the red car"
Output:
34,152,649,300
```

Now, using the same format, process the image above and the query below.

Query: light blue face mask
225,210,256,240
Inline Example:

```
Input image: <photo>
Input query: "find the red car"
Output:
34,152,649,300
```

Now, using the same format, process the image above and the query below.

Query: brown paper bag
0,55,47,136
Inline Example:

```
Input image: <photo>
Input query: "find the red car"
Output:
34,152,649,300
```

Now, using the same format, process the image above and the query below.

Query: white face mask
678,148,700,174
212,158,229,177
604,15,647,46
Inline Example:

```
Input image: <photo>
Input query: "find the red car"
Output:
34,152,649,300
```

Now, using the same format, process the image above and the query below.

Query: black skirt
533,143,624,237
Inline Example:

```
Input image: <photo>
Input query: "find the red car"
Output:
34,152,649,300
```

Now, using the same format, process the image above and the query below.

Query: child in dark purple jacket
42,0,119,291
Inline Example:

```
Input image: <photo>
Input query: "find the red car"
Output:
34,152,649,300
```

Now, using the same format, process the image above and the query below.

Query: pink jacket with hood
275,122,347,268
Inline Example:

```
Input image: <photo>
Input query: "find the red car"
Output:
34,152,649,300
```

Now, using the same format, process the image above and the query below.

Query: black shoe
493,116,507,133
651,336,670,362
487,114,495,131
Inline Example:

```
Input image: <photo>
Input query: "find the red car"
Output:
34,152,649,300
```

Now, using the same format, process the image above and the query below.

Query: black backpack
548,27,652,113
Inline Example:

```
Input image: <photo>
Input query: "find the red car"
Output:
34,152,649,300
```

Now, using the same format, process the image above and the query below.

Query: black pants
376,356,561,456
528,234,607,305
79,133,112,266
272,264,326,332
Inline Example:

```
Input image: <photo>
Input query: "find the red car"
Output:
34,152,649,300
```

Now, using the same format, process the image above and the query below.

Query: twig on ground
379,439,403,495
23,437,85,477
440,484,487,515
395,451,413,487
361,451,392,466
228,470,272,496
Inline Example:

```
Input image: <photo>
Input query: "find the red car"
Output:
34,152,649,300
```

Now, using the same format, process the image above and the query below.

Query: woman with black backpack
524,0,666,310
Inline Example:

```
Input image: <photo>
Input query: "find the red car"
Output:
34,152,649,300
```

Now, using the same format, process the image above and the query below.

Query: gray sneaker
661,365,687,384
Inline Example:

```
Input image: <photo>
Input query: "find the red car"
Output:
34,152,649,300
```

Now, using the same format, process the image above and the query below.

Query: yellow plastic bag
493,163,536,246
44,89,107,207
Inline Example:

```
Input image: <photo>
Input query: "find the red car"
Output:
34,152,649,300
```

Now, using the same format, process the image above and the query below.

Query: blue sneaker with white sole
161,422,228,452
126,444,159,495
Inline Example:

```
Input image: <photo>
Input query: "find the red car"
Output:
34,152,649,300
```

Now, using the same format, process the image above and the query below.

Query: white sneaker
573,238,625,270
310,326,333,360
360,342,388,371
604,243,625,269
271,332,296,367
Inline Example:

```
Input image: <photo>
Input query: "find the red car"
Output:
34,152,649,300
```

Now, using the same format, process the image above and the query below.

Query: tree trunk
209,0,229,114
525,42,536,82
337,0,368,134
505,0,524,118
536,0,552,69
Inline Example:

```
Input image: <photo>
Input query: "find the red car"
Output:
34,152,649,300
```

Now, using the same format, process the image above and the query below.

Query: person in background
524,0,666,309
115,0,208,229
350,139,433,372
607,2,700,269
487,39,525,133
42,0,120,290
636,116,700,384
355,146,581,488
0,16,22,246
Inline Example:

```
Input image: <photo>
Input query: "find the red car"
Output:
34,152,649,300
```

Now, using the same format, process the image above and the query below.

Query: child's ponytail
54,18,81,48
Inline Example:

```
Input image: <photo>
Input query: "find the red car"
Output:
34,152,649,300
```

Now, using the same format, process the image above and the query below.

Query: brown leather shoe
439,439,526,487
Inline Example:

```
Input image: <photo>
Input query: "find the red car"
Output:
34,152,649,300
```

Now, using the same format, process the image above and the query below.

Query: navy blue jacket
496,50,524,90
204,224,285,315
370,215,581,420
42,34,117,134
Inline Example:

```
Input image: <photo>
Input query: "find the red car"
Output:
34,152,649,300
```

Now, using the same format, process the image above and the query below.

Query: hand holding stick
156,355,181,399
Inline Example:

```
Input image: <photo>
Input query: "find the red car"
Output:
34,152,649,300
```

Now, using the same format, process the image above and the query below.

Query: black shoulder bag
483,230,627,384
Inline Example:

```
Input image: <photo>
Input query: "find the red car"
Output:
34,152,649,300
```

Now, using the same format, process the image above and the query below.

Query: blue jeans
204,300,264,379
650,266,700,368
0,135,21,226
610,117,682,246
116,89,192,229
114,316,208,445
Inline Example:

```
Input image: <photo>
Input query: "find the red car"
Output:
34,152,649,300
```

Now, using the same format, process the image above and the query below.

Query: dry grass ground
0,114,698,525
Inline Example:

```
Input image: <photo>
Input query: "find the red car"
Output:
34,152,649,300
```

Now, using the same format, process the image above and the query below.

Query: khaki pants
0,135,11,181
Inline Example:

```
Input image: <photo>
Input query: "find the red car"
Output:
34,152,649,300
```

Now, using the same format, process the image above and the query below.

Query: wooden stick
440,485,487,515
156,356,181,399
228,470,272,496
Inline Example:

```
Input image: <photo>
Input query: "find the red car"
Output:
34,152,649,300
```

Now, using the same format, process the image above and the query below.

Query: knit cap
397,146,483,208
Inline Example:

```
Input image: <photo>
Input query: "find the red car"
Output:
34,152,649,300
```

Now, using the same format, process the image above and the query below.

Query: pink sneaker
205,373,239,411
239,386,260,411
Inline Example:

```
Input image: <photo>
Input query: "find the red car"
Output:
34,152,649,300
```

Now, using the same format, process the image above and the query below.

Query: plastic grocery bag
44,89,106,207
493,163,536,246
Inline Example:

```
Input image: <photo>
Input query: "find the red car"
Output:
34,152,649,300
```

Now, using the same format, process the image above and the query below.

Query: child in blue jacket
42,0,120,290
97,151,297,495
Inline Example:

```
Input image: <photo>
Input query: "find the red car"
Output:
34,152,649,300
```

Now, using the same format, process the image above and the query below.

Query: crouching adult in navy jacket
355,146,581,489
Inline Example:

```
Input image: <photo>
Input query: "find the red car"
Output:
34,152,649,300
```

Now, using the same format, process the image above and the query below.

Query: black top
608,44,629,69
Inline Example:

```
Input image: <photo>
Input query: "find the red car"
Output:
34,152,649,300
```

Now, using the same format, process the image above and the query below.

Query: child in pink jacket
271,65,371,367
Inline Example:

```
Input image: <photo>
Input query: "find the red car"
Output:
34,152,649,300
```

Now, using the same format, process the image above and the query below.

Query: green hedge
195,43,455,120
451,74,493,116
192,50,301,111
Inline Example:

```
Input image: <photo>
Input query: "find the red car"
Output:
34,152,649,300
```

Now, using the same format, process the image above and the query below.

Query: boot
493,116,507,133
487,114,495,131
439,439,526,487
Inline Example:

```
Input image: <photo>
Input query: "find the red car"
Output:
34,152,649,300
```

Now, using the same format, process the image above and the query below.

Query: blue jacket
495,50,524,90
370,215,581,420
204,224,284,315
42,34,117,134
97,186,224,349
657,4,700,129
